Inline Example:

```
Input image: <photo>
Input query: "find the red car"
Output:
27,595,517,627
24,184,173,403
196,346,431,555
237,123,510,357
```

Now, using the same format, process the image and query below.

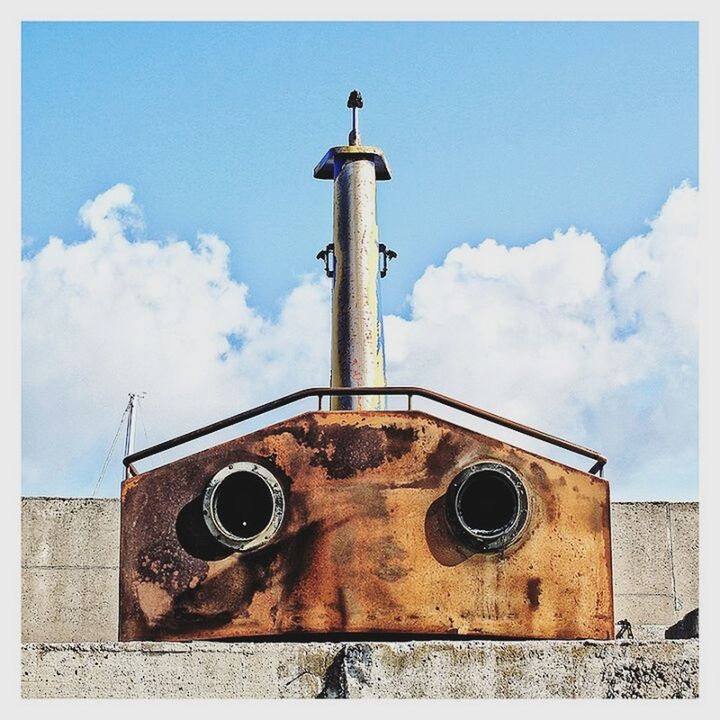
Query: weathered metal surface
315,100,391,410
329,158,386,409
119,410,614,641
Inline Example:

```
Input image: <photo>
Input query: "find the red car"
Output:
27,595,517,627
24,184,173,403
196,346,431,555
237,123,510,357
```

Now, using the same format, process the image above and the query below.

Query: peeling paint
120,410,613,641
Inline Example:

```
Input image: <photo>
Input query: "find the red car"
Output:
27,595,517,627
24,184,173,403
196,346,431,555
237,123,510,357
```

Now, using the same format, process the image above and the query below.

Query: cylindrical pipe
330,156,386,410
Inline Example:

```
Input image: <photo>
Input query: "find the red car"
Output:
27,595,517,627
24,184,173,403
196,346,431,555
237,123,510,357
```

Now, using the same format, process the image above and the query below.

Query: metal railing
123,386,607,477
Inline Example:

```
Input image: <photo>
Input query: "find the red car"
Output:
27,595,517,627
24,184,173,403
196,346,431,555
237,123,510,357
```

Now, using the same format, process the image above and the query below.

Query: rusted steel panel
119,410,613,641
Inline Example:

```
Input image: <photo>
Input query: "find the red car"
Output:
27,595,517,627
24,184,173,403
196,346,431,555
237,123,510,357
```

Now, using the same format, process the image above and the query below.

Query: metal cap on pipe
314,91,391,180
313,145,391,181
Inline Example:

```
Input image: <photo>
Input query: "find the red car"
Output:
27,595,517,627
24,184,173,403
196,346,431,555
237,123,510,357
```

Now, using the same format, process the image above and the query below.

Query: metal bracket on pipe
379,243,397,278
316,244,335,278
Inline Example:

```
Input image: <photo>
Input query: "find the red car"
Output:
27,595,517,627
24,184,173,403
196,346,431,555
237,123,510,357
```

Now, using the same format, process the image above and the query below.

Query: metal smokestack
314,90,395,410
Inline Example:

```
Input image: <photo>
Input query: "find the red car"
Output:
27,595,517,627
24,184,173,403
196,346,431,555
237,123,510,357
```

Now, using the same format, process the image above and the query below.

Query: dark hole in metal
445,462,528,552
457,470,518,535
214,471,274,539
176,494,233,561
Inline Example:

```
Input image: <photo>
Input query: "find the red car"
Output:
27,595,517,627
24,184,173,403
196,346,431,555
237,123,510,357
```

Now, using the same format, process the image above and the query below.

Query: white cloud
386,182,698,499
22,184,330,495
610,181,698,351
22,182,697,499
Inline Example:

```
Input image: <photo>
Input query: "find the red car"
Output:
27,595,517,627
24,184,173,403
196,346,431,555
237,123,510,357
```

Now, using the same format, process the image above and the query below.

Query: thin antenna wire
91,401,130,497
137,395,149,443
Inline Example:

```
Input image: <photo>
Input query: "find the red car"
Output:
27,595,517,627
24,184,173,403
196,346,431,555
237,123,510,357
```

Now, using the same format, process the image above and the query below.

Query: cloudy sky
21,22,698,499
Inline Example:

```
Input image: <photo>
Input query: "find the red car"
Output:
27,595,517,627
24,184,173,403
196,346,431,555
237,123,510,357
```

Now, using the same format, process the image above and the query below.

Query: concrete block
668,502,699,615
611,502,674,597
340,642,498,698
490,642,582,698
613,593,677,630
593,640,698,699
22,497,119,569
21,639,699,699
631,625,674,641
22,568,118,643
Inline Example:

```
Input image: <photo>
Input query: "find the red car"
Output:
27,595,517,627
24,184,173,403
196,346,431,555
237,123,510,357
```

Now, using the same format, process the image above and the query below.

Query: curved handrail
123,386,607,477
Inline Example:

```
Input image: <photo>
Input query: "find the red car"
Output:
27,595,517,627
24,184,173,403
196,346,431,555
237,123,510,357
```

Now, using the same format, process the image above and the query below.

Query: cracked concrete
21,639,698,698
317,643,373,698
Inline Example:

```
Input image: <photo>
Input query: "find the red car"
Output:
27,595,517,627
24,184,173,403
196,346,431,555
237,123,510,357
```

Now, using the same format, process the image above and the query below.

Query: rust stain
384,424,418,457
281,415,417,480
135,529,209,594
424,432,464,481
371,535,410,581
119,410,614,641
134,581,173,625
121,473,141,500
526,577,542,609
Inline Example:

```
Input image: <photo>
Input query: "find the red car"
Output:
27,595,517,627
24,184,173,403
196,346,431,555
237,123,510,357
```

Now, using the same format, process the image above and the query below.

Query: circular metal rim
445,461,529,553
202,461,285,552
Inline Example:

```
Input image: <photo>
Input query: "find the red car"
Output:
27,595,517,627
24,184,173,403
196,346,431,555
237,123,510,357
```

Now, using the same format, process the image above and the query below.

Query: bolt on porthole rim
202,461,285,552
445,461,529,553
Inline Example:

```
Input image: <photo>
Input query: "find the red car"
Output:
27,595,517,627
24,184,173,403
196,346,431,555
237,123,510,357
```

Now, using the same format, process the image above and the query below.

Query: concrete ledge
21,639,698,699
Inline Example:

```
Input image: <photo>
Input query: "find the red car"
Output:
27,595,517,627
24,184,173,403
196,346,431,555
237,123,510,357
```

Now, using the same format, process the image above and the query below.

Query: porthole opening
214,471,275,539
457,470,517,535
203,462,285,552
446,462,528,552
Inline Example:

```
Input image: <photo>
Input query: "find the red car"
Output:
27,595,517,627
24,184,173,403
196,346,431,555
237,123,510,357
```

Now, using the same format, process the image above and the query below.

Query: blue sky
21,22,698,499
22,21,697,317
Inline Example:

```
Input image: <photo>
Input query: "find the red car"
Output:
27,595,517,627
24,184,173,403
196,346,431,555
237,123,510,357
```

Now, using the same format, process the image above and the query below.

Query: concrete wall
21,639,699,699
21,498,699,643
22,498,120,643
612,503,698,635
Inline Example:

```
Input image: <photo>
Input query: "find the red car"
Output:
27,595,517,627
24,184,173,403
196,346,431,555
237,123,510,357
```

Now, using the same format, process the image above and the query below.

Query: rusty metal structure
119,92,614,641
314,89,392,410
